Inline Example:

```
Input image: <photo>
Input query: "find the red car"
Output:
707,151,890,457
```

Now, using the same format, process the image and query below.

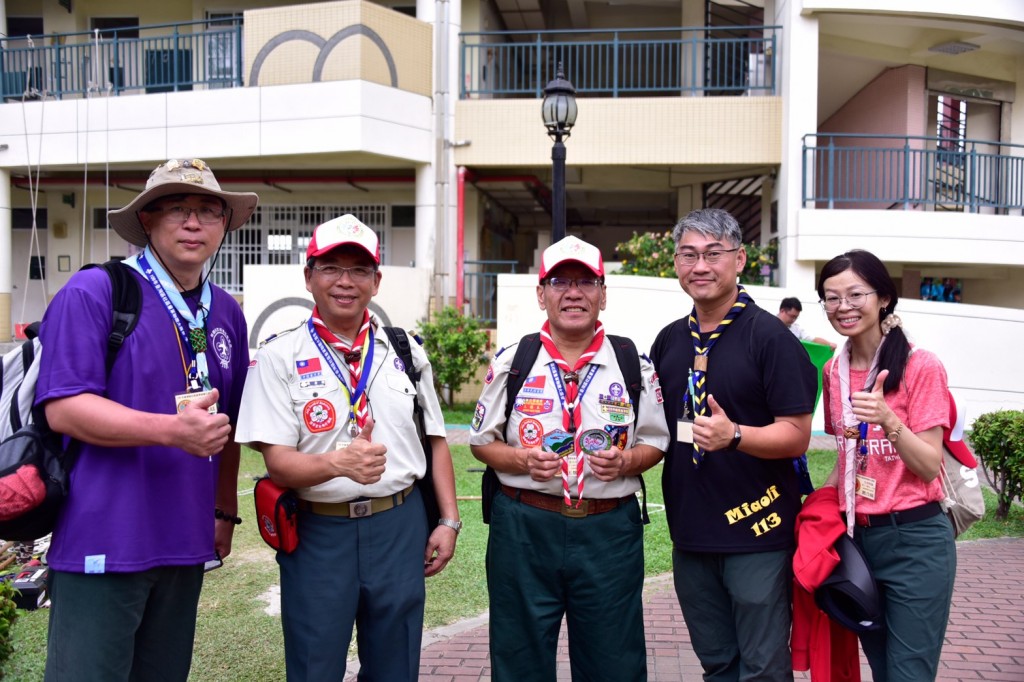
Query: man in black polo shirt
650,209,816,681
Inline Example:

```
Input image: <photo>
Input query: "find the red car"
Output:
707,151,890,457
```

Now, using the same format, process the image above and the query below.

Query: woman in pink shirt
818,249,955,682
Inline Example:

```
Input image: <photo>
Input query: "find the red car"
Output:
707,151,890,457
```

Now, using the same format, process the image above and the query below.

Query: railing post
612,31,619,98
535,33,543,98
827,137,836,209
54,41,63,97
969,144,979,213
112,34,119,94
235,20,243,86
903,139,911,209
172,24,180,92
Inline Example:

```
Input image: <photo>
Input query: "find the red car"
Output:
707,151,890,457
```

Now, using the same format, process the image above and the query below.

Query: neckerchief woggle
687,285,752,468
307,312,374,437
125,247,212,390
539,319,606,506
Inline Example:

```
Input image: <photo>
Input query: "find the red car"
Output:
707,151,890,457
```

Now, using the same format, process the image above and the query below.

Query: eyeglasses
309,264,377,282
820,291,877,312
545,277,603,292
673,247,740,267
154,205,227,226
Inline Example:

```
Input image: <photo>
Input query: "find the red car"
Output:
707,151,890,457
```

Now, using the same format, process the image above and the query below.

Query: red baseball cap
538,236,604,281
306,214,380,263
943,390,977,468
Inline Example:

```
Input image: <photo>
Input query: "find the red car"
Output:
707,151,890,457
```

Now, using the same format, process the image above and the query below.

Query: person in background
235,214,460,681
818,249,955,682
470,236,670,681
777,297,836,350
36,159,255,680
650,208,817,682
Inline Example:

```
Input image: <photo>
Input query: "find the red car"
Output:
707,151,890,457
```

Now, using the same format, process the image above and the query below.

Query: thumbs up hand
693,394,734,452
329,418,388,484
175,388,231,457
851,369,894,427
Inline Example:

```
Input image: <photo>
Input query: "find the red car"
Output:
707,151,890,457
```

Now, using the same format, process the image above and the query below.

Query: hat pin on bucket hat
108,159,259,247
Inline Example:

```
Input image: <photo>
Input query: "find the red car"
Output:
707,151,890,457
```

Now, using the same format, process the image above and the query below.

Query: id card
676,418,694,444
335,439,351,450
855,474,877,500
174,389,218,414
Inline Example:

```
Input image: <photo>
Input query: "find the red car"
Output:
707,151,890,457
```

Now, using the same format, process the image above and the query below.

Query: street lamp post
542,64,577,243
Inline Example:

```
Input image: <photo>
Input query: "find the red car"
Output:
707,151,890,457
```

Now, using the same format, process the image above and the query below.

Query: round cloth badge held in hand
579,429,612,455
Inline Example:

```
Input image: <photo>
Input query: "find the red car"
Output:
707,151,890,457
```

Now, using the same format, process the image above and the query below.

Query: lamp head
542,65,578,141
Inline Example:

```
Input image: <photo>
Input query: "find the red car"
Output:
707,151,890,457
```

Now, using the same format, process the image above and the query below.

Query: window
12,208,47,229
6,17,44,38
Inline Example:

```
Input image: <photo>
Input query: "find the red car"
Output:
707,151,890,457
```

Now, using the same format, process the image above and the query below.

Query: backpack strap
503,333,542,432
382,326,440,530
7,337,38,434
605,334,651,524
93,261,142,373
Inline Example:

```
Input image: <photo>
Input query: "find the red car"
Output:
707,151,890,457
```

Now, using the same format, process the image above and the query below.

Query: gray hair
671,208,742,248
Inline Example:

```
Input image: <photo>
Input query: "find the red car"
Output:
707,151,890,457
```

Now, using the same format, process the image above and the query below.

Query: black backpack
0,261,141,541
480,332,650,524
381,326,440,533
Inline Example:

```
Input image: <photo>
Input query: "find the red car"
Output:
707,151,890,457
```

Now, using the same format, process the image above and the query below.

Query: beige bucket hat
108,158,259,247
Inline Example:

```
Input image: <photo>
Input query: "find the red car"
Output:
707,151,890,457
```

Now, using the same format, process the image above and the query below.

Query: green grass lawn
5,445,1021,679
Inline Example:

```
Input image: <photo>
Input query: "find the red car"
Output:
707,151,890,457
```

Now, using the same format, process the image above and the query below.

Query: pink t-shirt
823,348,950,515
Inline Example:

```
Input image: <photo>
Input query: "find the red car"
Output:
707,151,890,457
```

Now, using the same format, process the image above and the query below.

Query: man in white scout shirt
470,236,670,682
235,214,460,681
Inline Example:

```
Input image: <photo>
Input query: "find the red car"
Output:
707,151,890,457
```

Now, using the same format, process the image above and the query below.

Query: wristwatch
729,423,742,451
437,518,463,534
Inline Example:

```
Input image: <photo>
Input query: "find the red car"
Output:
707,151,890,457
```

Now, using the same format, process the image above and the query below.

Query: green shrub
740,239,778,285
970,410,1024,520
418,306,489,407
615,230,675,277
0,579,20,675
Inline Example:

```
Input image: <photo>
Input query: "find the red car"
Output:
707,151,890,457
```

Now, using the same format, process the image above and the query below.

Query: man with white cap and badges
35,158,256,680
470,235,670,681
235,214,460,681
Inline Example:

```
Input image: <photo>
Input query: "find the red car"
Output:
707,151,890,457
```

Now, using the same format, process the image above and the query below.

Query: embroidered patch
543,429,574,457
518,418,544,447
650,372,659,386
608,383,624,398
296,358,322,378
303,398,336,433
394,356,406,372
655,387,664,404
514,398,555,416
484,365,495,384
249,359,258,368
599,397,633,423
580,429,612,454
522,375,546,394
299,379,327,389
604,424,629,450
471,401,487,431
210,327,233,369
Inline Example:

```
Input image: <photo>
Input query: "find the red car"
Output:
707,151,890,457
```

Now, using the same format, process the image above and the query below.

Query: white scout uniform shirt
470,337,670,499
235,318,446,503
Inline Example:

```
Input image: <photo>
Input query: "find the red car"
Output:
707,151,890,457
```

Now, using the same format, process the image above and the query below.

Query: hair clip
880,313,903,336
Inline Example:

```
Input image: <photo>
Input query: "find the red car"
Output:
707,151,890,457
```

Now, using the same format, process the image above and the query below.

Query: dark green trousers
487,490,647,682
855,512,956,682
672,548,794,682
44,565,204,682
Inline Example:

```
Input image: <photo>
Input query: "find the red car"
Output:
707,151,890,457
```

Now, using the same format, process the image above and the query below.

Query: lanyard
548,362,598,432
126,248,212,389
306,318,374,435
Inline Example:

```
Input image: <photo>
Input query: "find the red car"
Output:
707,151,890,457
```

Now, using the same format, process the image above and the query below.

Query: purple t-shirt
35,266,249,573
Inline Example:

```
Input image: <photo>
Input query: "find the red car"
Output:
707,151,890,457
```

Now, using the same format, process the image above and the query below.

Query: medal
189,327,208,353
348,420,360,438
693,354,708,371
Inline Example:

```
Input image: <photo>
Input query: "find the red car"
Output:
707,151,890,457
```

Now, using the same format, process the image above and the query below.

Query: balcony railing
460,26,778,99
803,133,1024,214
0,18,242,101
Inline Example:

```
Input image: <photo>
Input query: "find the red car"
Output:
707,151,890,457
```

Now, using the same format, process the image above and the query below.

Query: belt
850,501,943,528
500,484,631,518
297,485,414,518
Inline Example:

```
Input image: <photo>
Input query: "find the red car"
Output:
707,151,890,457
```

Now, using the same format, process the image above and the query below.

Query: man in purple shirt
35,159,257,681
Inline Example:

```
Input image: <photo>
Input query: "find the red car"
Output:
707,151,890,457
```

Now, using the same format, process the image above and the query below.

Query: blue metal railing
464,259,519,325
460,26,778,99
0,18,243,100
802,133,1024,214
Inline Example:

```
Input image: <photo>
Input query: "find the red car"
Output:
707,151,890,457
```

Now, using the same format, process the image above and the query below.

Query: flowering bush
615,231,675,277
615,231,778,286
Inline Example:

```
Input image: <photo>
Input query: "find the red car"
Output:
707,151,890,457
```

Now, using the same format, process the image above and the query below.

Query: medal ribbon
688,285,752,468
539,320,605,505
309,309,374,432
125,248,212,389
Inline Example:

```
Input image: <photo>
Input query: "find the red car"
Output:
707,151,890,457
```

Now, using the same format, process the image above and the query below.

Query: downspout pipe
456,166,466,312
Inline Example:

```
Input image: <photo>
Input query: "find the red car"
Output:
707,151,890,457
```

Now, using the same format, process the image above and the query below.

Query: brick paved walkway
345,537,1024,681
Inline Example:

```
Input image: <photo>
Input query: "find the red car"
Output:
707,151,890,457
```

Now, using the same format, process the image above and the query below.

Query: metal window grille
210,204,388,294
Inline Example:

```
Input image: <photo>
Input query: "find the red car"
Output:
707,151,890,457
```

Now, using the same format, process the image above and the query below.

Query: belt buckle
349,500,373,518
855,512,870,527
562,499,588,518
